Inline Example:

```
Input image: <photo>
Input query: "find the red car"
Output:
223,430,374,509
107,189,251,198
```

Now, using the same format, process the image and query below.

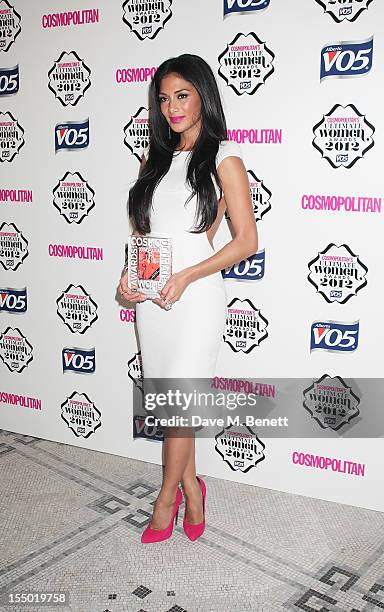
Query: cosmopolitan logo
320,37,373,81
55,118,89,152
0,188,32,203
120,308,136,323
0,287,27,313
308,243,367,304
292,451,365,477
61,391,101,438
0,390,41,411
302,194,381,213
62,347,96,374
227,128,282,144
0,1,21,51
116,66,157,83
312,104,374,169
0,65,19,96
314,0,373,23
42,9,99,29
310,321,359,353
224,0,270,16
48,244,103,261
123,107,149,161
211,377,275,397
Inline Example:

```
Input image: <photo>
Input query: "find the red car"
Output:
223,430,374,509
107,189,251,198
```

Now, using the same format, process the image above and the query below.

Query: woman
118,54,258,544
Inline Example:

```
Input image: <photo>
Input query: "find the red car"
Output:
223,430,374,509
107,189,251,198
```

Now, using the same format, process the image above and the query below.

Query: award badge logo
0,287,27,314
122,0,173,40
127,235,172,298
123,106,149,162
224,297,268,353
310,321,359,353
0,64,19,96
53,171,95,224
0,111,24,162
224,0,270,16
0,222,28,271
320,37,373,82
0,326,33,373
303,375,360,430
61,391,101,438
48,51,91,106
0,0,21,52
62,347,96,374
312,104,374,169
215,423,266,472
218,32,275,96
314,0,373,23
307,243,367,304
55,118,90,153
222,249,265,282
128,351,144,394
56,284,98,334
225,170,272,223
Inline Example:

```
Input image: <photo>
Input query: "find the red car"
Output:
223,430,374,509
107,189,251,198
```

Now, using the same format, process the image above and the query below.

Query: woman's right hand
118,272,148,303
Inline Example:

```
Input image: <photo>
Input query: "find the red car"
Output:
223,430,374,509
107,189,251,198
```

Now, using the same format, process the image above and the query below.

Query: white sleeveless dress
135,140,242,378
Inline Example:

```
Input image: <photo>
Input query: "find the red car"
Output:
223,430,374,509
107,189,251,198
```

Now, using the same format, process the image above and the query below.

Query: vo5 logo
62,347,96,374
55,118,89,152
0,65,19,97
224,0,270,15
222,249,265,281
0,287,27,313
310,321,359,353
320,37,373,81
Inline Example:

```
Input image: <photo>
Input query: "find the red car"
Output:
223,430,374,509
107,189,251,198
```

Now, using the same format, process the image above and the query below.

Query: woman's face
158,73,202,138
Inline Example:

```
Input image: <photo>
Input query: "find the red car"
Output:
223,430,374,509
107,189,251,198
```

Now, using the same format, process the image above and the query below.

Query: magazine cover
127,235,172,297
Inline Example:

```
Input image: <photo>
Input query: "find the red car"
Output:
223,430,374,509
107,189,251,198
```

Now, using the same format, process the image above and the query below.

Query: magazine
127,234,172,298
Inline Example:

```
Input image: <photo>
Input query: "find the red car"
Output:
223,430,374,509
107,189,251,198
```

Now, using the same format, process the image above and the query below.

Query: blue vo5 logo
0,287,27,313
0,65,19,97
224,0,270,15
133,415,164,441
55,118,89,152
320,37,373,81
310,321,359,353
62,347,96,374
222,250,265,281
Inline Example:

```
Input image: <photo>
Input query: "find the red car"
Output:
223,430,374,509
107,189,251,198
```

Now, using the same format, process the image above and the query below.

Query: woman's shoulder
216,140,243,168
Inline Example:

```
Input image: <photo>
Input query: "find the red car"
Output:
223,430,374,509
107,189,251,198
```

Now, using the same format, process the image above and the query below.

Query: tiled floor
0,429,383,612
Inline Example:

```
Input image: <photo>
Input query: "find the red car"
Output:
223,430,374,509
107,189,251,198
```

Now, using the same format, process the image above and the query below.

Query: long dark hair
128,54,227,234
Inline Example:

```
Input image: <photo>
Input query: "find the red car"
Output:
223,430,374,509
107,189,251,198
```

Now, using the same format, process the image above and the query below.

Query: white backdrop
1,0,383,512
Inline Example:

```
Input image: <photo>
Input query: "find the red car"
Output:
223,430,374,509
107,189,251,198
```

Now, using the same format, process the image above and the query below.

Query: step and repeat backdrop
1,0,383,512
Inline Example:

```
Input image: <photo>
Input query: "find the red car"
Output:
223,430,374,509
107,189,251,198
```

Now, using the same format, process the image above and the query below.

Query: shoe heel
175,507,179,525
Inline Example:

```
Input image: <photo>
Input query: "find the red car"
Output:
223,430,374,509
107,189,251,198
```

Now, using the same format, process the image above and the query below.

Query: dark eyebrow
159,88,191,95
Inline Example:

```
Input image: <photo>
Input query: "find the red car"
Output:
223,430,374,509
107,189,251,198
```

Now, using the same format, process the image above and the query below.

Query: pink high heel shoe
183,476,206,541
141,487,183,544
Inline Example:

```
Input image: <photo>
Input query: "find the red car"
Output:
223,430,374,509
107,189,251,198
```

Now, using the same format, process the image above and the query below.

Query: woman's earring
168,124,171,139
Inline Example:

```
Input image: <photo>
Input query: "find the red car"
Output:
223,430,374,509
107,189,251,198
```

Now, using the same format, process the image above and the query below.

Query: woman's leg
149,427,193,530
180,434,204,524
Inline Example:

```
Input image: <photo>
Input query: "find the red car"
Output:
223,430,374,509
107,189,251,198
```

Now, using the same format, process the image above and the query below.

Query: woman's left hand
152,269,191,309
